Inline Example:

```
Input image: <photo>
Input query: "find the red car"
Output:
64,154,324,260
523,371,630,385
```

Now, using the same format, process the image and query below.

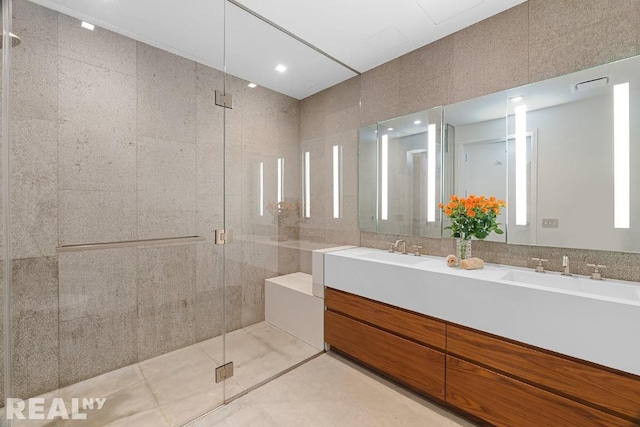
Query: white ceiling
29,0,525,99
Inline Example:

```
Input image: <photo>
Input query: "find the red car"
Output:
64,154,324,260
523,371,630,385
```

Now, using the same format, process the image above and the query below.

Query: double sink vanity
323,247,640,426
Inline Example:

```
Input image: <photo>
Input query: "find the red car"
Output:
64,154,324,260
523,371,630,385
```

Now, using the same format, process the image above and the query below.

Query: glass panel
0,0,9,413
504,55,640,252
223,2,356,399
358,125,378,233
444,93,508,243
6,0,226,424
375,107,443,238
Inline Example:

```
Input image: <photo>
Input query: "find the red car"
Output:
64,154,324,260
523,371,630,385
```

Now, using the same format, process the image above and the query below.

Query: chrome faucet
561,256,572,276
393,239,407,255
587,263,606,280
532,257,548,273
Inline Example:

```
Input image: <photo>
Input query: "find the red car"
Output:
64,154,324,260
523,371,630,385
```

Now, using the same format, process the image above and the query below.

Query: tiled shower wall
300,0,640,280
6,0,300,400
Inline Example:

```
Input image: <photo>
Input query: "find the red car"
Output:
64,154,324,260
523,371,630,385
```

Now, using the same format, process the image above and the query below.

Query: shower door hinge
215,90,233,109
215,362,234,383
215,229,227,245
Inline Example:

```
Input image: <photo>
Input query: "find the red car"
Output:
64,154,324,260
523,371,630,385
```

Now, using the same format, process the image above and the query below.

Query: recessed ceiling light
387,127,394,131
414,120,422,125
510,95,524,102
247,83,257,88
274,64,287,73
81,21,95,31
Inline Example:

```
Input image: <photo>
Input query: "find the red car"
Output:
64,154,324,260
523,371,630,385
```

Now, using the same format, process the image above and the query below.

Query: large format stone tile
529,11,640,82
323,76,361,116
141,345,222,424
59,190,136,245
58,14,137,76
195,242,224,342
300,91,326,142
136,244,197,361
70,380,159,426
195,353,475,427
398,75,452,117
137,43,196,144
11,3,58,122
10,116,57,258
452,3,529,102
195,94,224,197
136,136,197,239
360,59,401,126
59,308,137,387
13,0,58,46
58,364,144,401
196,63,224,101
58,248,137,322
11,257,59,400
528,0,639,45
399,35,454,88
58,57,136,192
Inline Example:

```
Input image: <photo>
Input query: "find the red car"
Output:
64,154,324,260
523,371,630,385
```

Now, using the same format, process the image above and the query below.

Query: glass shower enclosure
0,0,355,425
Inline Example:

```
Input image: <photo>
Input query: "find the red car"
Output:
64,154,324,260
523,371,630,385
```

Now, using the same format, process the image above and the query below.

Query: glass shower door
220,1,357,400
3,0,227,425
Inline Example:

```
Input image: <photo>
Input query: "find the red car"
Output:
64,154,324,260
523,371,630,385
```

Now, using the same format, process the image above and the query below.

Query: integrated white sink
324,247,640,376
501,269,640,302
358,250,438,266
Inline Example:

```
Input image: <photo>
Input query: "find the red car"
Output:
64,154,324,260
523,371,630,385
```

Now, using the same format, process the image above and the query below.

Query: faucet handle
413,245,423,256
532,257,548,273
586,263,606,280
388,243,395,253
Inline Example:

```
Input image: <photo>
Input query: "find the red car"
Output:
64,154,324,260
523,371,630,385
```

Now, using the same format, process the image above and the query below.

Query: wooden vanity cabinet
325,288,446,400
325,288,640,427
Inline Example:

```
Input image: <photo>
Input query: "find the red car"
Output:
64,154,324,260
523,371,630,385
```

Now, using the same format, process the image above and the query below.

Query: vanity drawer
447,325,640,422
446,356,633,427
325,310,445,400
325,288,446,350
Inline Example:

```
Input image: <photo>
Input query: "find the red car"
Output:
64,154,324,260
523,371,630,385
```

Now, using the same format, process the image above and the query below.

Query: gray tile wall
300,0,640,281
5,0,299,400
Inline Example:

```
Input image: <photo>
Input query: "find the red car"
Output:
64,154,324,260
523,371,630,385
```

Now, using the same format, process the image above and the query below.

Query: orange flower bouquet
439,195,506,241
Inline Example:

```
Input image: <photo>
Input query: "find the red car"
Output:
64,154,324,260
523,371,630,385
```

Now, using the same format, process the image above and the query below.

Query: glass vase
456,238,472,260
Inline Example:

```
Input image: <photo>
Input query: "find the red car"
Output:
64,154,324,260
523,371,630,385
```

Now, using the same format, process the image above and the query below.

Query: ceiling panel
27,0,526,99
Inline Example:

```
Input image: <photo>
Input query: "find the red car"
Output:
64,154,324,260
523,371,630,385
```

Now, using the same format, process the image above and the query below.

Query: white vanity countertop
324,247,640,377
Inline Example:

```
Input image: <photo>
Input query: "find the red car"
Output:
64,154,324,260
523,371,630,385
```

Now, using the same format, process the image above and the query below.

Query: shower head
0,32,21,48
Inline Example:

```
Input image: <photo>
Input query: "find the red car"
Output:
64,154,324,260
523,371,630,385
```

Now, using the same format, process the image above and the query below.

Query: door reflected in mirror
358,107,443,238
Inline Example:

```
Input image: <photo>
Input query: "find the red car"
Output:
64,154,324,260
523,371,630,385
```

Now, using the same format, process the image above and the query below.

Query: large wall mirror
359,107,443,238
359,54,640,253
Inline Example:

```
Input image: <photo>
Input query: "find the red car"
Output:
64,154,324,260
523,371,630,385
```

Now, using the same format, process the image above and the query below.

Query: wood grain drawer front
446,356,634,427
325,288,446,350
325,310,445,400
447,325,640,421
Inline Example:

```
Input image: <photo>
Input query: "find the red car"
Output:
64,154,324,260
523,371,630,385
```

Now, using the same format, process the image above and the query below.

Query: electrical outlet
542,218,559,228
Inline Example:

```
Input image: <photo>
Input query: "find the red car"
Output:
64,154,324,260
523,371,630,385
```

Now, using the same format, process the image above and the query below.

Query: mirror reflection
360,55,640,253
359,107,443,238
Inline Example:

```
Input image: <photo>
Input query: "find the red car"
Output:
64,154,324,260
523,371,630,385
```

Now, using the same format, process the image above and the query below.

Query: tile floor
191,352,476,427
1,322,320,427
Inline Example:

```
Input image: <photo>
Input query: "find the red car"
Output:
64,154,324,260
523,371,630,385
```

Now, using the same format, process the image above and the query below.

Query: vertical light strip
614,82,630,229
381,134,389,221
515,105,527,226
304,151,310,218
259,162,264,216
333,145,340,218
427,124,436,222
277,157,284,203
